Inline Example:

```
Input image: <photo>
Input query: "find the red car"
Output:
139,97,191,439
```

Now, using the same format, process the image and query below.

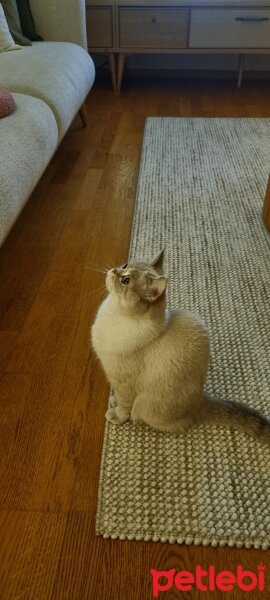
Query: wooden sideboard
86,0,270,90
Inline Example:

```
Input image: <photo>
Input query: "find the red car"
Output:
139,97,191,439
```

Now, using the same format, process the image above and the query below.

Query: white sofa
0,0,95,246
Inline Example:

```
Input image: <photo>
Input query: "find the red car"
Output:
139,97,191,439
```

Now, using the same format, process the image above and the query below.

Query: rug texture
96,118,270,549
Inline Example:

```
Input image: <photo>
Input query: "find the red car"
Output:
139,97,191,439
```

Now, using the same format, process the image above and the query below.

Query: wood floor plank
0,79,270,599
41,274,106,513
1,269,93,510
0,510,67,600
52,518,269,600
73,168,103,211
0,373,30,475
0,330,19,375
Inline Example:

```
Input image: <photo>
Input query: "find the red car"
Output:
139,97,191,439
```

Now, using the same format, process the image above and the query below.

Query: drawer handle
152,16,157,22
235,16,269,22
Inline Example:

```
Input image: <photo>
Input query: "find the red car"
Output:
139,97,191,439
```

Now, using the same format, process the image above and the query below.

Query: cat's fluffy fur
91,251,270,441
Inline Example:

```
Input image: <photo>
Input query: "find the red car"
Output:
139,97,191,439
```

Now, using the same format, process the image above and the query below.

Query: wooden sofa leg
237,54,245,89
79,102,88,128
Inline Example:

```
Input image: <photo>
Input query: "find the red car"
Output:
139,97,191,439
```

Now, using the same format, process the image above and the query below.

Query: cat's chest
92,312,140,356
91,297,156,357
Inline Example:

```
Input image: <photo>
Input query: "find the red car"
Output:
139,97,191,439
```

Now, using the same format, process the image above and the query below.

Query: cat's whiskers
87,283,107,301
104,262,114,272
86,266,108,275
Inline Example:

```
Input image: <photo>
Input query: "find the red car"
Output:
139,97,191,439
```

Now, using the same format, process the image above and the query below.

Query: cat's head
106,250,167,307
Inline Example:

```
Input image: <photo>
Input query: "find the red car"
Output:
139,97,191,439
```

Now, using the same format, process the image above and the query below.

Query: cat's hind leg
130,395,162,428
130,396,144,425
131,395,193,434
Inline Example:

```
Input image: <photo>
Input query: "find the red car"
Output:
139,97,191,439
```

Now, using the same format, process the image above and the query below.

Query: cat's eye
122,263,128,269
121,276,130,285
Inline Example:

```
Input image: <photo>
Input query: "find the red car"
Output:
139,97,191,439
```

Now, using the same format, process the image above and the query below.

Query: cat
91,250,270,441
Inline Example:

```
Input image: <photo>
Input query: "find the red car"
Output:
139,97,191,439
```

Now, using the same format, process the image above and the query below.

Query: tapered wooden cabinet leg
263,174,270,231
237,54,245,89
79,101,88,128
117,54,126,92
108,53,117,91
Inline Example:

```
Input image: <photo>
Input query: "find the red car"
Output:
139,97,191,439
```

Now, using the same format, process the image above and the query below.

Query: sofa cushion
0,3,21,51
0,41,95,139
29,0,88,50
16,0,43,41
0,92,58,246
2,0,32,45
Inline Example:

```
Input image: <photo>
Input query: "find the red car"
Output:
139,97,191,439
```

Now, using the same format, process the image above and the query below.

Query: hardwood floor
1,78,270,600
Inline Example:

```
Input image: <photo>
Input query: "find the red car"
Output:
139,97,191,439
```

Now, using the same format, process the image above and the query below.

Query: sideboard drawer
189,8,270,48
86,7,113,48
119,8,189,48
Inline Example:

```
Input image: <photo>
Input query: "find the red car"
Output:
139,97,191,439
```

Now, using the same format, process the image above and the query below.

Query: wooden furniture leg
108,53,117,91
237,54,245,89
117,54,126,92
263,173,270,231
79,101,88,127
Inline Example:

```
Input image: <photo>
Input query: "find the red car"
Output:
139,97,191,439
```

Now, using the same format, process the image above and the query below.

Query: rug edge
95,419,110,535
95,529,269,551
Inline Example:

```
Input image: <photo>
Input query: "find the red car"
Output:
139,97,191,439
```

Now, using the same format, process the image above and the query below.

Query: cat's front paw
105,407,129,425
109,394,118,408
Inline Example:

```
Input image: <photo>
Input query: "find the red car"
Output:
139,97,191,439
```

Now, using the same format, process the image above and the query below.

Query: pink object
0,90,15,118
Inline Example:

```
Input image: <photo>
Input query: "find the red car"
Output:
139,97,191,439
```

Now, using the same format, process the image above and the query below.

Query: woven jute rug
96,118,270,549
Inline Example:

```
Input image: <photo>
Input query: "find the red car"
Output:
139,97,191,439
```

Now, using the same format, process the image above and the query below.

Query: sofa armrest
29,0,87,49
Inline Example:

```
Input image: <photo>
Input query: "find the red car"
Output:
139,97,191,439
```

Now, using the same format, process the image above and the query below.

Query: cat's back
146,308,209,364
163,308,209,347
140,308,209,390
167,308,208,332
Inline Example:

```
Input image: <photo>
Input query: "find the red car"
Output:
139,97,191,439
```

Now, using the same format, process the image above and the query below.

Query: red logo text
151,564,266,596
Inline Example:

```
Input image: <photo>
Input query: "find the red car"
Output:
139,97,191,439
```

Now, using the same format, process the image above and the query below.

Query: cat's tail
200,393,270,442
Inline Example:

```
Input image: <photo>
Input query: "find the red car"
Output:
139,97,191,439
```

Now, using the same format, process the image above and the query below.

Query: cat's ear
146,276,167,303
151,249,164,274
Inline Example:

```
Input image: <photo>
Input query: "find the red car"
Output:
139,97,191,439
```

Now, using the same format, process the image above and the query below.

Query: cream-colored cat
91,250,270,440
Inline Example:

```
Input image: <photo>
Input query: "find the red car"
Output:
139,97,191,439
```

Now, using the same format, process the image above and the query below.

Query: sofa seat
0,42,95,140
0,93,58,243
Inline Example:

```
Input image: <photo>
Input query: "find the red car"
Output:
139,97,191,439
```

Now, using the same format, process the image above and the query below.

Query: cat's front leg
109,390,118,408
105,405,130,425
105,388,134,425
